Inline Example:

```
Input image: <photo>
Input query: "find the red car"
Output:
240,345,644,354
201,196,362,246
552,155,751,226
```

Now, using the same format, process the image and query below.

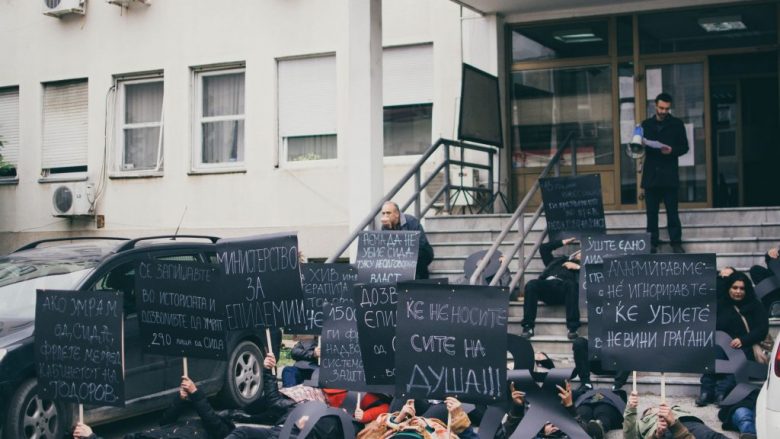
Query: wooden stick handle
183,357,189,377
632,371,637,393
79,404,84,424
660,373,666,403
265,328,274,357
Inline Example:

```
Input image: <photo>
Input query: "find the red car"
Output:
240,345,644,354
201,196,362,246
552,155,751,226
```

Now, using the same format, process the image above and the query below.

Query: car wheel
4,378,72,439
220,340,264,407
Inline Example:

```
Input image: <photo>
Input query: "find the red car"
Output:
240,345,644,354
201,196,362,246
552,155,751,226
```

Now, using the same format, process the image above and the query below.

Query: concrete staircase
425,207,780,396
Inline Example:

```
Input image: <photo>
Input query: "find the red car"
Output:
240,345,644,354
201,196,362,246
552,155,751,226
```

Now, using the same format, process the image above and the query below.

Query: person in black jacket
520,237,581,340
697,271,769,407
380,201,434,279
281,336,319,387
641,92,689,254
73,376,235,439
749,245,780,316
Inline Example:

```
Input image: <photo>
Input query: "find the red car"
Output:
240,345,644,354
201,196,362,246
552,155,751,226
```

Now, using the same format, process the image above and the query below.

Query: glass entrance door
639,61,710,206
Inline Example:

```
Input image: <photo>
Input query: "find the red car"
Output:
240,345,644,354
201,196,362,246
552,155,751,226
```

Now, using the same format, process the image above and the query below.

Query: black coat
538,240,579,284
382,213,434,279
640,115,689,189
291,338,319,369
716,276,769,361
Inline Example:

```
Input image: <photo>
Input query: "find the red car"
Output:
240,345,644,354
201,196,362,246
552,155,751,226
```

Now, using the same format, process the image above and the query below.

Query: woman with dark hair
696,271,769,407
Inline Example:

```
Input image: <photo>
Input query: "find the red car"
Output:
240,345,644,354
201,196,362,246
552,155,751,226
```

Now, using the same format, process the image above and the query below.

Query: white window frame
40,79,89,180
0,86,20,182
191,66,246,173
382,43,434,160
113,75,164,177
277,54,338,168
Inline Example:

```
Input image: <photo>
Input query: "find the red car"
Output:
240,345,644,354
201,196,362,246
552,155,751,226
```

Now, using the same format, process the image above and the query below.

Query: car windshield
0,269,93,320
0,241,120,319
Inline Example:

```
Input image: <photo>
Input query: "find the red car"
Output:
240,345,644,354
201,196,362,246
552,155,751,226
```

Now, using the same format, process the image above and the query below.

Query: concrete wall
0,0,467,257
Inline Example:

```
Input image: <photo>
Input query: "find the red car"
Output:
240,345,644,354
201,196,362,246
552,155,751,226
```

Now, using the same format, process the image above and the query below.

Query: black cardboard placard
353,283,398,385
318,299,366,392
216,233,305,331
35,289,125,407
394,284,508,404
288,263,359,335
581,233,651,361
597,253,717,373
356,231,420,284
135,260,227,360
540,175,605,241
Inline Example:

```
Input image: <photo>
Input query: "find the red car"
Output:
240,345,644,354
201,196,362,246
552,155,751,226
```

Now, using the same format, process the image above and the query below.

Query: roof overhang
450,0,757,23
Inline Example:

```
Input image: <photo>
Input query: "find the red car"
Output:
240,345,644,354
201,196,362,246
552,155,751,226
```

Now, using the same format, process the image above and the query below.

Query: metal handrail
470,132,578,286
326,138,497,263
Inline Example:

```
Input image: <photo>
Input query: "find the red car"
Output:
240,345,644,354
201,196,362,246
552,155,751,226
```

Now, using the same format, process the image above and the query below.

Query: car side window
94,263,137,315
154,255,198,262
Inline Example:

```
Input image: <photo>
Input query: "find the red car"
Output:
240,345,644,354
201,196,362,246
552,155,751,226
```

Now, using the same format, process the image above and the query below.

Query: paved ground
92,393,740,438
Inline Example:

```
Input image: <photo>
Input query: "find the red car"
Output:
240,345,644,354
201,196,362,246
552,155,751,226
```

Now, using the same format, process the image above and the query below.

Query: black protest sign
597,253,717,373
581,233,651,361
216,233,305,331
540,175,605,241
318,300,366,391
356,231,420,284
395,284,508,404
35,290,125,407
353,284,398,385
288,263,359,335
135,260,227,360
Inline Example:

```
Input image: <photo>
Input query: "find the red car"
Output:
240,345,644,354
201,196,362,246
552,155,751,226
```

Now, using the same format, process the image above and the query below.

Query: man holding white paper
641,93,689,254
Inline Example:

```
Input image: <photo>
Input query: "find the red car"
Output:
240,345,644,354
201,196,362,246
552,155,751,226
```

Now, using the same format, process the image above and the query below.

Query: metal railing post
414,169,421,219
443,146,451,214
488,150,494,213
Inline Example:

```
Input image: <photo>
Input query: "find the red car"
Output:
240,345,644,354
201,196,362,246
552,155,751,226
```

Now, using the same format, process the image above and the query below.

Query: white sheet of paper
646,68,662,101
680,123,695,167
644,139,667,150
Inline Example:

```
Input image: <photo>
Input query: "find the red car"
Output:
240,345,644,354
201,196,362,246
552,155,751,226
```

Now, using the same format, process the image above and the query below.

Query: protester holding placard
521,237,581,340
623,392,728,439
380,201,434,279
749,244,780,316
282,336,320,387
74,376,236,439
357,397,472,439
697,271,769,407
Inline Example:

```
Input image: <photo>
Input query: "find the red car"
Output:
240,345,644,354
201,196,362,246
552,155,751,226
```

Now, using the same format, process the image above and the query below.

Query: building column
343,0,383,256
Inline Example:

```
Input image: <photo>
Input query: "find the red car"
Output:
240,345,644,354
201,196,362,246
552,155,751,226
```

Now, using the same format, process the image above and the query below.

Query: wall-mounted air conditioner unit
107,0,151,7
51,182,95,216
43,0,86,17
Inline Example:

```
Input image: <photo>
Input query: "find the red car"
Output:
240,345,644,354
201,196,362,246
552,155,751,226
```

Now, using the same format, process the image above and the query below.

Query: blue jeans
731,407,756,434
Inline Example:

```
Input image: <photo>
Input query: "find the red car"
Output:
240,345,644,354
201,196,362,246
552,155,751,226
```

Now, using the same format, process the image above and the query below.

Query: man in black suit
641,92,689,254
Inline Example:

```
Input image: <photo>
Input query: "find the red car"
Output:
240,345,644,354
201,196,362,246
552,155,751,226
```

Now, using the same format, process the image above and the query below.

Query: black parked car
0,236,271,439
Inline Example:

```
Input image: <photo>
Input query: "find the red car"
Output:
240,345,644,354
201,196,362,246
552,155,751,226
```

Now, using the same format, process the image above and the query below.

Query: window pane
618,63,638,205
511,65,613,168
512,21,609,62
125,81,163,124
639,3,777,54
383,104,432,156
124,127,160,170
202,120,244,163
617,15,633,57
287,135,337,161
203,73,245,117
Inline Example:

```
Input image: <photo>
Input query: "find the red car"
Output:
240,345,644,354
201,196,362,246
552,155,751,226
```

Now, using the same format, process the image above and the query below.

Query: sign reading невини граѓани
597,253,717,374
581,233,651,361
35,290,125,407
395,284,508,404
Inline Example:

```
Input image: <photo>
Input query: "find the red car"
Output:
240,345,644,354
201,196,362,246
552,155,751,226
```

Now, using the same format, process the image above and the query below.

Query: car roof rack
115,235,220,253
14,237,129,253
